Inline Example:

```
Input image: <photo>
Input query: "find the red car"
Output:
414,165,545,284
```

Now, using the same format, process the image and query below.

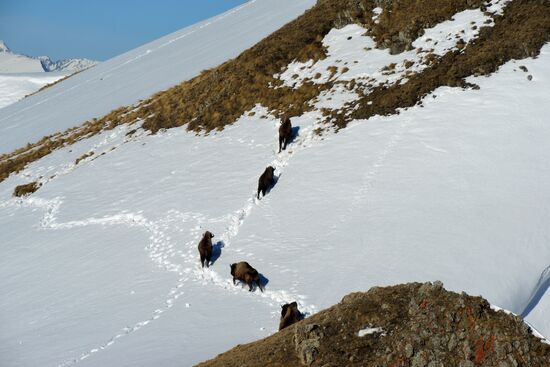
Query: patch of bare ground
196,282,550,367
1,0,550,184
339,0,550,128
13,181,41,197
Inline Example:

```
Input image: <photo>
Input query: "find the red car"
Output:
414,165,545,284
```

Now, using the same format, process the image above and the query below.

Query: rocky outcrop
196,282,550,366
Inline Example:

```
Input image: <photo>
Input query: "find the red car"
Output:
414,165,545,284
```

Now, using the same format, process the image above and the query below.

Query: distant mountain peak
0,40,98,73
0,40,10,53
39,56,98,73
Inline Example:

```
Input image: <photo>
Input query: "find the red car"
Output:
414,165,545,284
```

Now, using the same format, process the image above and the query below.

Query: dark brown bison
279,301,301,330
230,261,263,292
257,166,275,199
197,231,214,268
279,117,293,153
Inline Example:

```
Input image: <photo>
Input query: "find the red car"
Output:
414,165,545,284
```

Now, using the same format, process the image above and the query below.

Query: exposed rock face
196,282,550,367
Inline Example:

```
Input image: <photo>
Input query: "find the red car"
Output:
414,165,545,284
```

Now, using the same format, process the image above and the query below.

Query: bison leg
200,254,205,268
257,187,261,199
283,138,288,151
279,136,284,153
257,279,264,292
248,282,253,292
232,277,236,286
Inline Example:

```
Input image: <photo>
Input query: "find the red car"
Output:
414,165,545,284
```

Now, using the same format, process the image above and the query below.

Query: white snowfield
0,40,96,109
0,0,317,155
0,73,68,109
2,2,550,367
0,51,44,73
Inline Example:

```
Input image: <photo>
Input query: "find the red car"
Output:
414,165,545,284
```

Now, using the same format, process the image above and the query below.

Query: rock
294,324,324,365
297,339,320,365
448,335,458,351
411,352,427,367
405,343,414,358
199,283,550,367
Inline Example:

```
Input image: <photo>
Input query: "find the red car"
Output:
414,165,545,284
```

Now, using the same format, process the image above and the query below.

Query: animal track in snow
2,114,324,365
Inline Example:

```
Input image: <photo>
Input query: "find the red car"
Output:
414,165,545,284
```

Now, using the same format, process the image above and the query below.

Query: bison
230,261,263,292
197,231,214,268
257,166,275,199
279,117,293,153
279,301,302,331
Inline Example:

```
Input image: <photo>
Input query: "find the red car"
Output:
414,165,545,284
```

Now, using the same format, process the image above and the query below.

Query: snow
278,0,511,108
490,305,550,345
1,2,550,366
372,7,382,24
39,57,98,73
0,40,10,52
0,52,45,73
358,327,385,337
0,73,68,109
0,0,317,155
0,40,96,109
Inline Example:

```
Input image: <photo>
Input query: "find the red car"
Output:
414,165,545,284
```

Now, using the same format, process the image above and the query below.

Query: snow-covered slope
0,41,97,109
0,0,317,154
0,48,44,73
1,1,550,367
0,73,69,109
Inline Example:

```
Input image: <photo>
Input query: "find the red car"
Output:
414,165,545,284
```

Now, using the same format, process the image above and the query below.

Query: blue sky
0,0,247,61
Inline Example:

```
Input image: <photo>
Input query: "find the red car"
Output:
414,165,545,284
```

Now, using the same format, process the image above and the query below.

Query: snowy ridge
0,40,97,109
0,40,11,52
0,40,97,74
0,0,317,154
0,73,68,109
39,57,98,73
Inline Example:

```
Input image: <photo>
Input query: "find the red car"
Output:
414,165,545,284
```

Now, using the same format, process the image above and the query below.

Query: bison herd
196,116,302,331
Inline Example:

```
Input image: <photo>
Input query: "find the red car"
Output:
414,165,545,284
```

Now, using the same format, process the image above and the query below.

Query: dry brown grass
13,181,41,197
344,0,550,128
75,151,94,165
2,0,550,184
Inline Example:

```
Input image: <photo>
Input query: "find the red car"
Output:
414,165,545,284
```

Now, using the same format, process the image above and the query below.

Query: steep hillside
1,0,550,366
1,0,550,183
198,282,550,366
0,0,317,155
0,72,69,109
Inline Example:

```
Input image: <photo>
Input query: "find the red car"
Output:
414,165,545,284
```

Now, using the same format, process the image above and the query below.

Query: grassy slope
1,0,549,186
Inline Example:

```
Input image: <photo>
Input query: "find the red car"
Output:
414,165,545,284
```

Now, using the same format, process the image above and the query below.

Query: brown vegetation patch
2,0,550,184
13,181,41,197
75,151,94,165
341,0,550,128
197,282,550,367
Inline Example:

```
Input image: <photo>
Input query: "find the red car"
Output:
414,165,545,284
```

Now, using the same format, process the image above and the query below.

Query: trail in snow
1,113,322,366
335,118,410,224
